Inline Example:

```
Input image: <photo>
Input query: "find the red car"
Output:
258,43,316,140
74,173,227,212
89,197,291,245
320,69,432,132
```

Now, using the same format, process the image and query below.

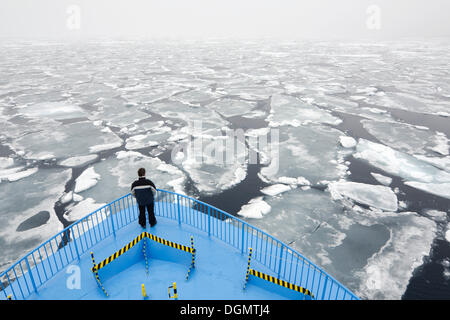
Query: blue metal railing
0,189,359,300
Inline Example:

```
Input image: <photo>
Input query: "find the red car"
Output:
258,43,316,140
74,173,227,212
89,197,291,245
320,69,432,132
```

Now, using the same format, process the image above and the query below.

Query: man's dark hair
138,168,146,177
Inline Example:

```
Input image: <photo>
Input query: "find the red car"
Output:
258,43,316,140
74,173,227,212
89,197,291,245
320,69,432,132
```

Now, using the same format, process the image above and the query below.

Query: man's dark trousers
139,202,156,227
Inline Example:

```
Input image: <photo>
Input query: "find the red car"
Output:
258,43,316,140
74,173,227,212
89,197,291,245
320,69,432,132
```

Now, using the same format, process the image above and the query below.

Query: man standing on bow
131,168,157,228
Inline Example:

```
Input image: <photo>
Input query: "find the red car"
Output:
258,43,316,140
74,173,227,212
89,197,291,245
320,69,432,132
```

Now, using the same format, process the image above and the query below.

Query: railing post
241,223,245,254
176,194,181,226
277,245,284,278
69,229,80,261
207,206,211,237
24,258,38,294
109,204,116,238
321,275,329,300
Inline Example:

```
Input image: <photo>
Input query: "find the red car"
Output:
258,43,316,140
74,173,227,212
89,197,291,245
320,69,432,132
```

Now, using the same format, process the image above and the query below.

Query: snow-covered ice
328,181,398,212
260,184,292,196
237,197,271,219
58,155,99,168
74,167,101,193
260,124,350,185
268,94,342,127
355,139,450,199
339,136,357,148
370,173,393,186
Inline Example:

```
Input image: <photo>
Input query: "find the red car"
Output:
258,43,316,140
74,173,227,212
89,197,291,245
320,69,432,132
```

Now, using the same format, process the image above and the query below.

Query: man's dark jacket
131,177,156,206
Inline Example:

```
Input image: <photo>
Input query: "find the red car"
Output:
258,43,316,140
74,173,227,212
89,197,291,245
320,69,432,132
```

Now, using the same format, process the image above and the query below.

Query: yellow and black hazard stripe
249,269,314,299
92,232,196,273
168,282,178,299
144,232,195,254
185,236,196,280
243,248,253,289
143,237,149,274
90,252,109,297
93,233,145,271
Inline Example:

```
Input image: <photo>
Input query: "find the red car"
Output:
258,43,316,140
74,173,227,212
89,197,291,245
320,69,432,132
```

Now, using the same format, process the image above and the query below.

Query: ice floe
17,101,87,120
0,168,71,271
237,197,271,219
74,167,101,193
268,94,342,127
260,124,351,185
260,184,292,196
370,173,393,186
77,151,186,203
355,139,450,199
10,121,122,160
362,120,447,156
64,198,106,222
339,136,357,148
58,155,99,168
328,181,398,212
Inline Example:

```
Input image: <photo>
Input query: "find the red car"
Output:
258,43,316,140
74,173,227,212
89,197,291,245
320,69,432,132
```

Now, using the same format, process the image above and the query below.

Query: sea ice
356,212,437,300
179,134,248,194
206,98,257,118
76,151,186,204
10,121,123,160
260,124,350,186
354,139,450,185
58,155,99,168
6,167,39,182
339,136,357,148
268,94,342,127
404,181,450,200
328,181,398,212
370,173,393,186
260,184,292,196
237,197,271,219
0,168,71,272
64,198,106,222
74,167,101,193
17,101,87,121
362,120,447,156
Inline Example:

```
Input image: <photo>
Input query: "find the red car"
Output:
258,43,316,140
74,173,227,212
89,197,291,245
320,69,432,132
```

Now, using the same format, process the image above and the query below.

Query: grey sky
1,0,450,40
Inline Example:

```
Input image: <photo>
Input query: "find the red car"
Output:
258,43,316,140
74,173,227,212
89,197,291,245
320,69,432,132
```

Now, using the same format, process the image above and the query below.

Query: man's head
138,168,146,177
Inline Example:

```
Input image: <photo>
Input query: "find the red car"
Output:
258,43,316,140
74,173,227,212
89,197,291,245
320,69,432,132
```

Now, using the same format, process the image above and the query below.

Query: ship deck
1,191,358,300
23,216,305,300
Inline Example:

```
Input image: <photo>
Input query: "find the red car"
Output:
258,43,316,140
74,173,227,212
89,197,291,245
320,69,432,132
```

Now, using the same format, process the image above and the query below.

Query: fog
1,0,450,40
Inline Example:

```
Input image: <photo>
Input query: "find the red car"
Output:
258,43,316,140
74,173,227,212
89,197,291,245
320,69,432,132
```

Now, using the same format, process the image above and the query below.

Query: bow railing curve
0,189,359,300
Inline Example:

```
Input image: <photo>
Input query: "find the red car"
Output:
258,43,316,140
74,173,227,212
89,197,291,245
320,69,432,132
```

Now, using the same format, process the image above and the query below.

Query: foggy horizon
1,0,450,41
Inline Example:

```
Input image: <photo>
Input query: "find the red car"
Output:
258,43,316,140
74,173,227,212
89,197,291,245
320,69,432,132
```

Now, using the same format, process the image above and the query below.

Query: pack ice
355,139,450,199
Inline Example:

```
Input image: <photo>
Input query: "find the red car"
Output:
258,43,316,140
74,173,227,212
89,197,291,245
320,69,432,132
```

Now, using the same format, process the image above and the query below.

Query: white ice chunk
125,134,159,150
6,168,39,182
339,136,357,148
328,181,398,212
11,121,122,160
260,125,350,185
74,167,101,193
268,94,342,127
362,120,440,156
404,181,450,200
357,213,437,300
370,173,393,186
355,139,450,184
413,155,450,172
260,184,291,196
58,155,99,168
64,198,106,222
18,101,86,120
430,132,449,156
206,99,257,118
237,197,271,219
